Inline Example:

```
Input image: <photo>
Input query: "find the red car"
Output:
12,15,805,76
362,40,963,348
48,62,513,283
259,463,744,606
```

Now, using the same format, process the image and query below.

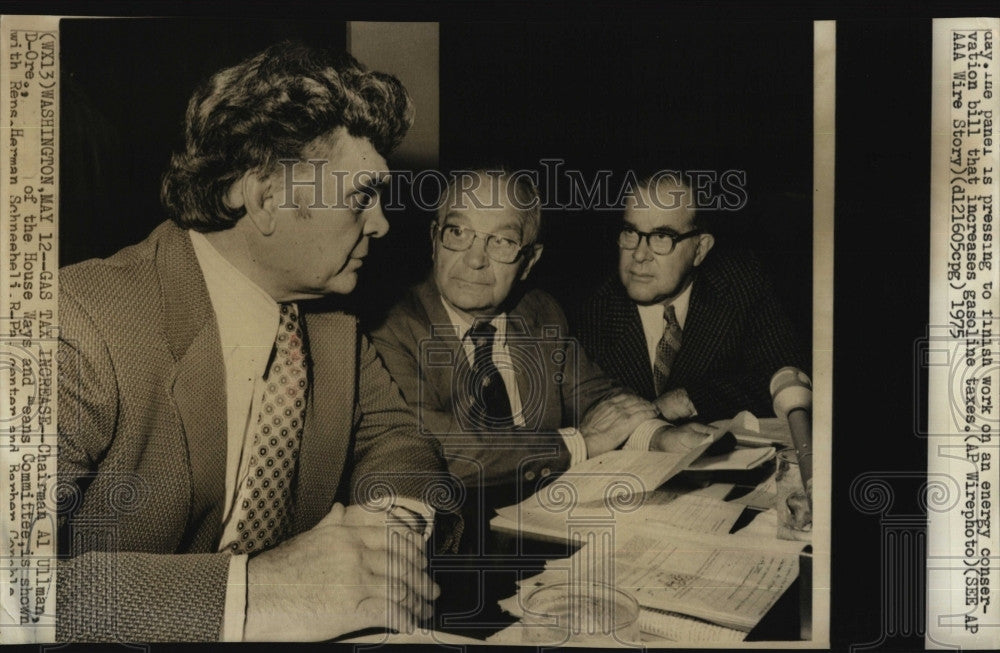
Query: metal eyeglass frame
434,221,529,264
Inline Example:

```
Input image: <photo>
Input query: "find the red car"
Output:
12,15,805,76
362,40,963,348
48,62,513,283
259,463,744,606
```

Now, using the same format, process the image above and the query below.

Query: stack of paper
495,592,749,644
492,485,745,542
498,524,807,641
490,430,720,542
686,445,776,471
726,411,793,447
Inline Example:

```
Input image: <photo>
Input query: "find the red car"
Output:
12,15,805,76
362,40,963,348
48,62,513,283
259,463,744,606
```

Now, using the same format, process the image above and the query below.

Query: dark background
435,19,812,325
59,18,813,349
14,1,958,650
59,18,347,265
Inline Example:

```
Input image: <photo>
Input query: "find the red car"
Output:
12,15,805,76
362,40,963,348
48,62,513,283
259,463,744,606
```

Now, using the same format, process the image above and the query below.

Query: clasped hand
579,393,658,457
245,503,438,641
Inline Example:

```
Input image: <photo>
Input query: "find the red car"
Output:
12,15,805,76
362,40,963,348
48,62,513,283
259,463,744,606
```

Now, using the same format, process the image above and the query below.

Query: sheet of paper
494,485,744,541
496,593,747,643
525,526,802,631
730,411,760,432
688,482,736,501
687,446,776,471
704,412,793,458
343,630,486,645
555,449,694,504
721,411,793,448
732,507,780,539
614,535,798,630
493,486,688,536
728,475,777,510
638,608,748,643
640,493,744,534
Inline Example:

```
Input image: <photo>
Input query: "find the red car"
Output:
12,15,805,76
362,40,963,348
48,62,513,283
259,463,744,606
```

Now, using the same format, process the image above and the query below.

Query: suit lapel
672,271,731,382
608,281,656,399
414,279,467,413
503,308,535,424
156,223,227,550
292,312,354,532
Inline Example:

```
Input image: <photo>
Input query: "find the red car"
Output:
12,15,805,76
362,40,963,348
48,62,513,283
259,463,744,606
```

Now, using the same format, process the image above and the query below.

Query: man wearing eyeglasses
575,174,806,423
371,169,666,525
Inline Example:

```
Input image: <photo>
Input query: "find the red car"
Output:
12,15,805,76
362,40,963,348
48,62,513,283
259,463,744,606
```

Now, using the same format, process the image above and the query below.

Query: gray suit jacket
57,221,454,641
370,278,621,494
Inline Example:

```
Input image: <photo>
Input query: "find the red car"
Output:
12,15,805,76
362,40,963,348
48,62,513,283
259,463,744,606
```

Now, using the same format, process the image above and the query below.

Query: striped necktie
653,303,682,396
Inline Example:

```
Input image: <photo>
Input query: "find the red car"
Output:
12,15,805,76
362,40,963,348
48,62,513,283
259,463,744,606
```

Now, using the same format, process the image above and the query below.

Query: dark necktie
229,303,308,555
653,303,682,396
467,321,514,430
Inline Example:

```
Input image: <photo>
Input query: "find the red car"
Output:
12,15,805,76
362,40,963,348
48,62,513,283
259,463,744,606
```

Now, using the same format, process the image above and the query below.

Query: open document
491,413,783,542
503,524,806,636
492,483,746,541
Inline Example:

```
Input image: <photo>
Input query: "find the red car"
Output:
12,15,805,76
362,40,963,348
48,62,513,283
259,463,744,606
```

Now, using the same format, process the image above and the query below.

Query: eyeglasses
435,222,527,264
618,226,702,256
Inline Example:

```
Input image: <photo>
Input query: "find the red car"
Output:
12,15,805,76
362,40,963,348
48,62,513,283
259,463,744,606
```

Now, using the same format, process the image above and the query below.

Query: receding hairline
437,170,541,243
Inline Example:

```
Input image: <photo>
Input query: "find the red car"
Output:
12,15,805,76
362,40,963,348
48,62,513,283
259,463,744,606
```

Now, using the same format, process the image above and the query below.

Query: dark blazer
56,221,454,642
370,278,620,494
575,250,807,423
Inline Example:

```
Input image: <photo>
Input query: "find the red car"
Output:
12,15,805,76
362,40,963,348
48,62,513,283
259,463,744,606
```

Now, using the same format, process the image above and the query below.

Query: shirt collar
635,280,693,330
439,295,508,345
189,230,282,367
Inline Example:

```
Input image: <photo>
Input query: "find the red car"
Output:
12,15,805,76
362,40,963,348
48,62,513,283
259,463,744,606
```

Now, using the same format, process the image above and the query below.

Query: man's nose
363,202,389,239
631,235,654,262
463,234,489,269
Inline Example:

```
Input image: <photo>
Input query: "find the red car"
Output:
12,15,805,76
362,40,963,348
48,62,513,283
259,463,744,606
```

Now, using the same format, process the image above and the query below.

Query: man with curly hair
57,41,453,642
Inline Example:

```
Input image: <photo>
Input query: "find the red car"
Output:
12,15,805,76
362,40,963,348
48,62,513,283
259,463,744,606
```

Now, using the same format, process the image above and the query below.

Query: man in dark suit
57,42,453,642
370,170,697,523
575,174,807,424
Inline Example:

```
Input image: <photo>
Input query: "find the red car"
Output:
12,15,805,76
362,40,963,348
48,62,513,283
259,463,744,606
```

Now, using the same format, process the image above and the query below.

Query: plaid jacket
574,249,807,423
57,221,454,641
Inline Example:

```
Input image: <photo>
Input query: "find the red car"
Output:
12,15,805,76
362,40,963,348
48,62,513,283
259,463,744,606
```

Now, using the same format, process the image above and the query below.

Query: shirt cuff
623,417,673,451
387,496,436,541
559,427,588,466
221,553,249,642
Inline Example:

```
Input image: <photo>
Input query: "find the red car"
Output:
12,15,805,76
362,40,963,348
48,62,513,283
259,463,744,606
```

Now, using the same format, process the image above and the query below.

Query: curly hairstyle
161,40,414,231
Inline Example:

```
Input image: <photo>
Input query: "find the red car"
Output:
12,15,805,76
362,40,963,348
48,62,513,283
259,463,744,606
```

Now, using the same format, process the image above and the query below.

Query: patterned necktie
653,303,682,396
467,321,514,429
229,303,308,555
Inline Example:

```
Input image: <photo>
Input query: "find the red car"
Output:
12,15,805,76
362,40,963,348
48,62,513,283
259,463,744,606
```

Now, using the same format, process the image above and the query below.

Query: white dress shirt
621,283,694,452
192,231,435,640
635,281,693,371
439,297,589,464
190,231,279,641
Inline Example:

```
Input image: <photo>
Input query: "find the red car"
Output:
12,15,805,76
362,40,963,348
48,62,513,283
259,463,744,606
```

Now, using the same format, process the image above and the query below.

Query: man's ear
519,243,544,281
692,233,715,267
235,169,279,236
429,220,441,259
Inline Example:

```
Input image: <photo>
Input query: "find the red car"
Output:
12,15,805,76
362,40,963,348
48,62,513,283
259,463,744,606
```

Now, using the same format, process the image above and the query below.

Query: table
426,476,812,644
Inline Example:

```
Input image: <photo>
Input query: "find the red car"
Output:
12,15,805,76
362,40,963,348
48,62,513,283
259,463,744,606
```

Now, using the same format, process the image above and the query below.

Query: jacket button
524,470,536,481
540,468,551,478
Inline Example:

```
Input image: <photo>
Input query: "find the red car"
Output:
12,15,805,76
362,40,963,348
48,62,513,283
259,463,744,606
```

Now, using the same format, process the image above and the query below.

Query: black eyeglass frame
617,225,703,256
